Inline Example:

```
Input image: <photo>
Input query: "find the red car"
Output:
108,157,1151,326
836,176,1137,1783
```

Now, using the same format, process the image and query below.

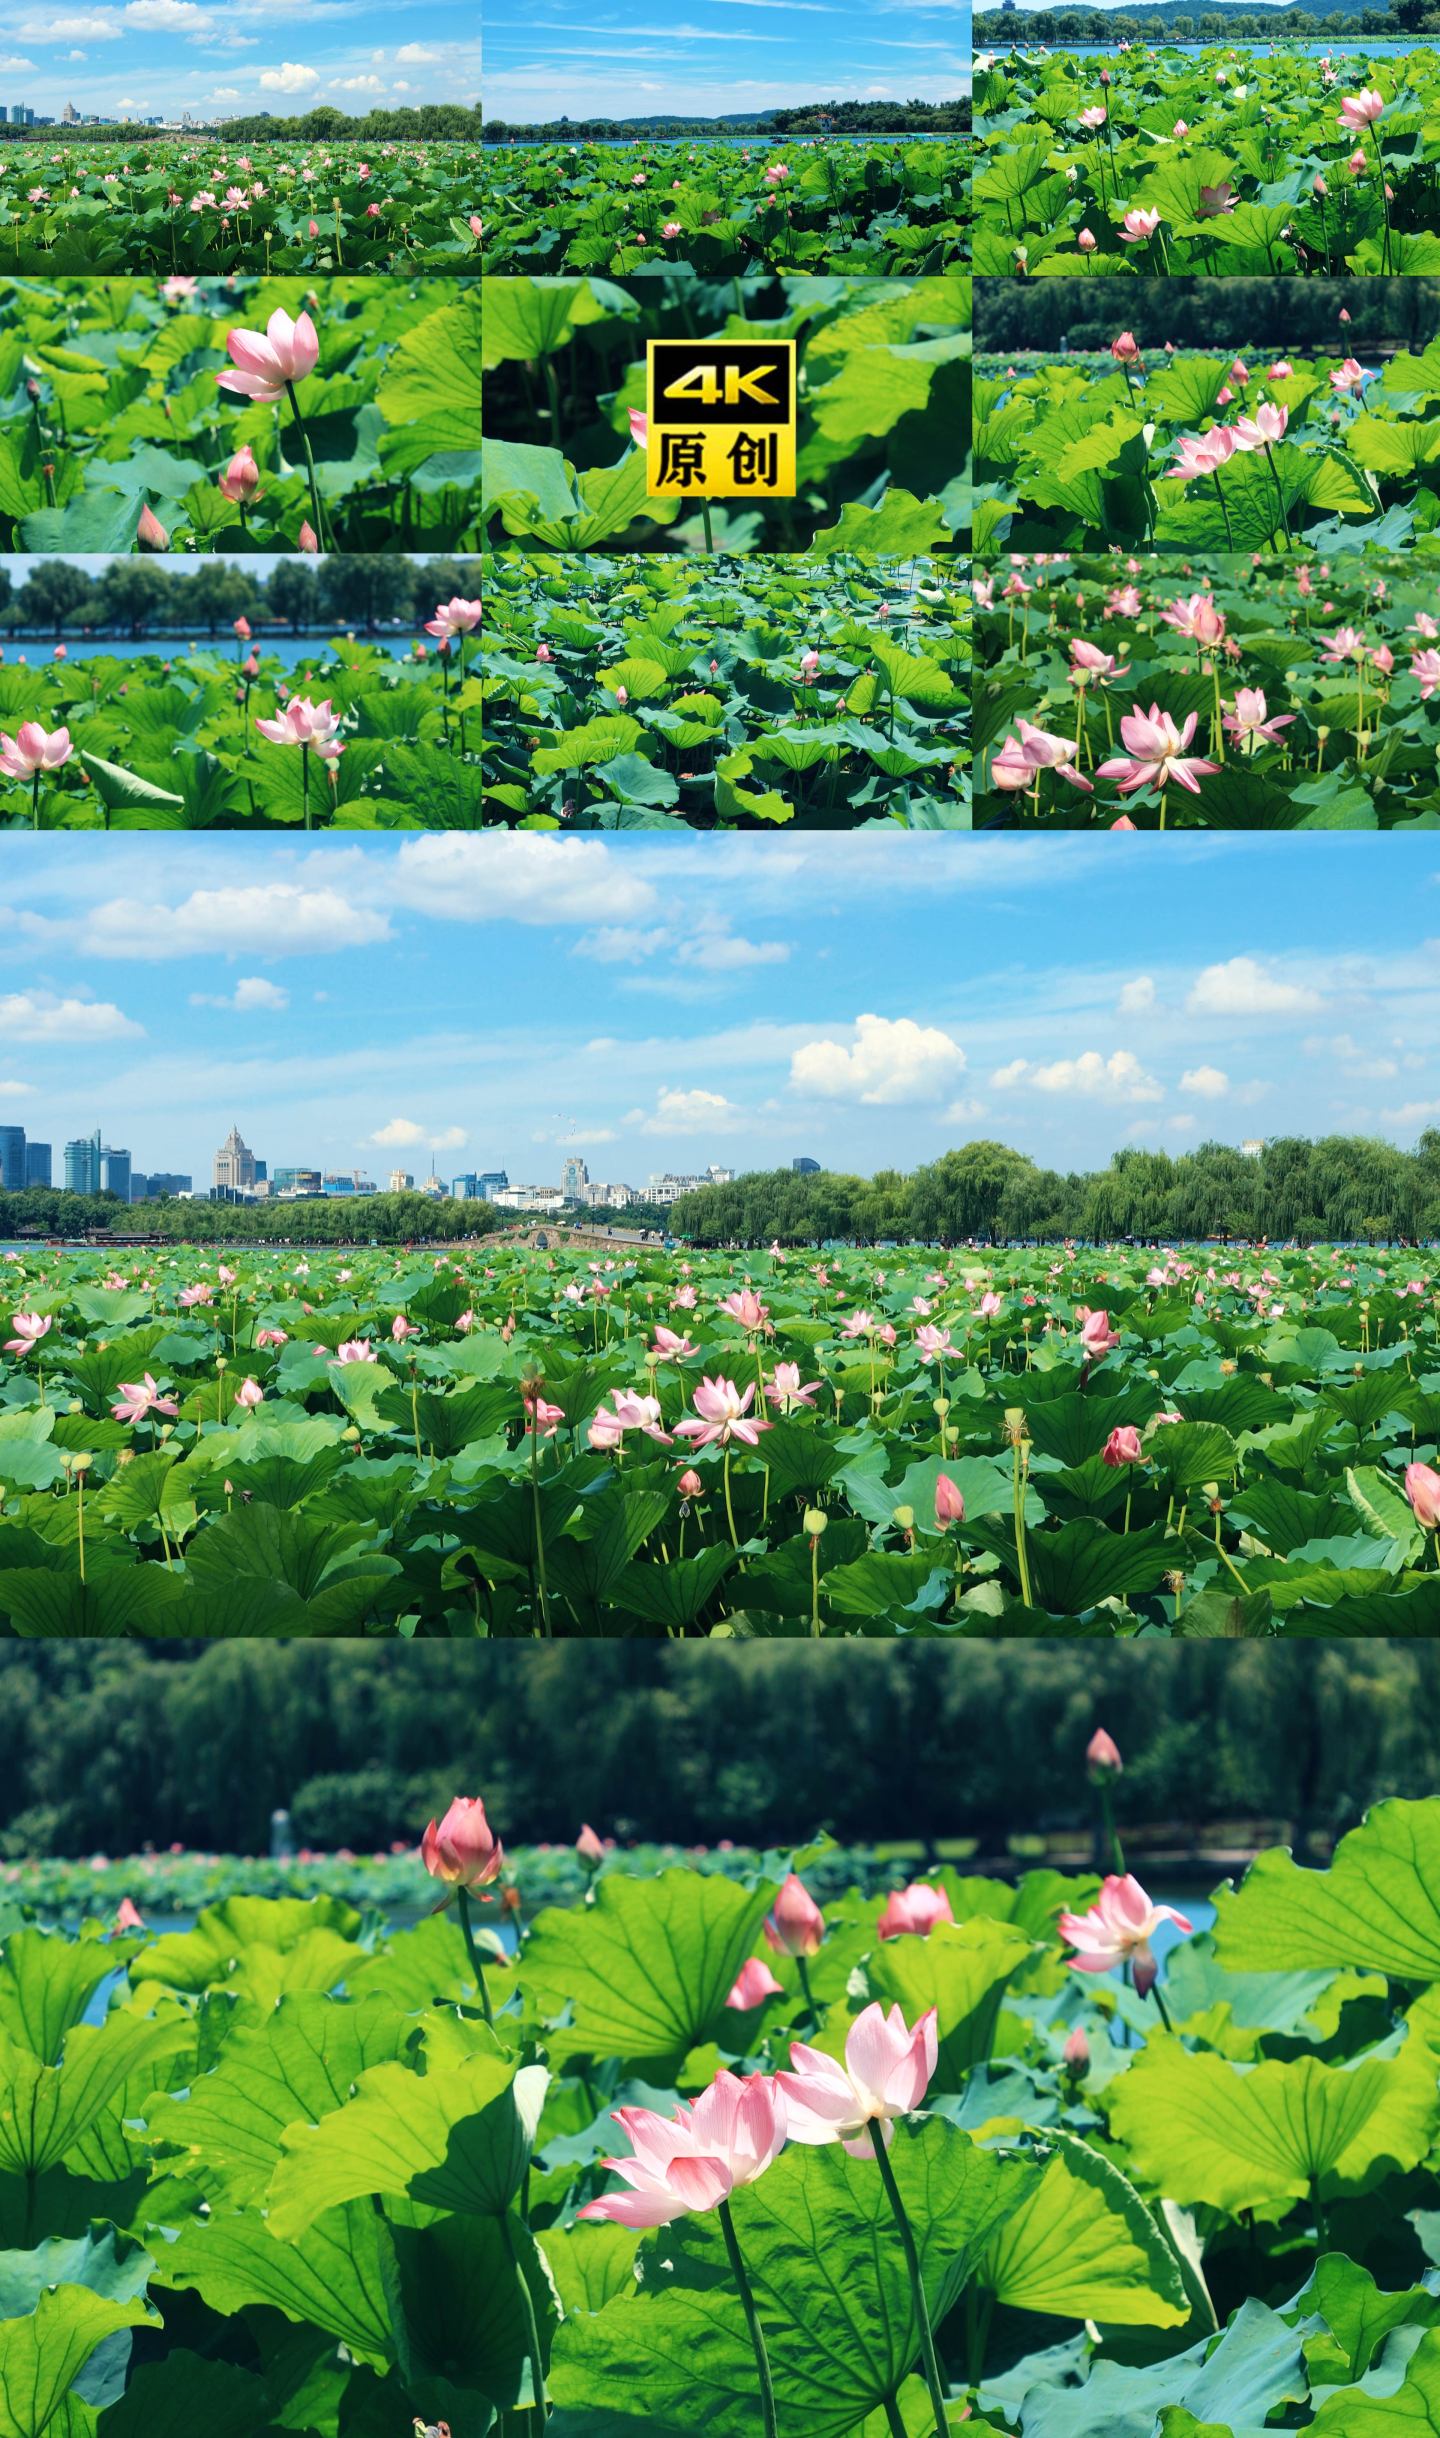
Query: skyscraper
562,1154,590,1201
64,1131,102,1194
213,1125,257,1195
0,1127,25,1191
101,1146,132,1202
24,1142,51,1189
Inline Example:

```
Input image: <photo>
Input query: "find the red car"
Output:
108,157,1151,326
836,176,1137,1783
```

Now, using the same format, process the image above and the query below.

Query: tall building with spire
213,1125,257,1195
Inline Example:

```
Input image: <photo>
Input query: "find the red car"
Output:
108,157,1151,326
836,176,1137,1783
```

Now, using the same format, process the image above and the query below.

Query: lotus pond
481,554,969,828
7,1786,1440,2434
0,1238,1436,1634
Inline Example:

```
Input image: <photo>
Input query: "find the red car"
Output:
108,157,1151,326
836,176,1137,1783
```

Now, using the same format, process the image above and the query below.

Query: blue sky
0,0,477,124
0,835,1435,1190
487,0,969,125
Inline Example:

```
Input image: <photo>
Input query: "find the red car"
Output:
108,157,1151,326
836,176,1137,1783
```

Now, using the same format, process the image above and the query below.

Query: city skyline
0,0,478,126
0,834,1437,1191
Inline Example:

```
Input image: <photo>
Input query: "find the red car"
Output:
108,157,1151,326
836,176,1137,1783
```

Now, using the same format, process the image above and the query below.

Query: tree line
483,101,966,141
669,1133,1440,1247
0,1187,508,1246
0,556,481,641
1,1643,1436,1861
977,279,1440,359
7,106,486,144
977,5,1395,35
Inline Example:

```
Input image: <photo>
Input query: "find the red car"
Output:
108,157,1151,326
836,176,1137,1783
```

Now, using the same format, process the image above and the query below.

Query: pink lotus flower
1223,688,1295,751
426,596,483,640
217,306,320,403
1160,594,1226,648
1078,104,1107,128
576,1822,606,1864
628,408,648,447
421,1794,503,1888
523,1392,565,1437
1118,207,1161,243
0,720,73,778
1197,182,1236,215
114,1896,146,1932
1338,86,1385,129
764,1872,824,1957
1078,1308,1120,1360
1406,1463,1440,1529
256,1327,288,1348
915,1323,957,1361
1110,330,1141,364
766,1360,819,1411
1060,1874,1192,1977
650,1325,698,1362
1069,637,1131,680
675,1375,772,1450
1086,1727,1123,1776
219,445,264,503
1330,358,1366,396
391,1313,419,1342
579,2071,787,2227
233,1377,264,1410
255,696,344,758
4,1311,50,1355
934,1472,965,1527
333,1339,377,1363
778,2001,937,2155
112,1373,179,1425
1231,401,1288,451
298,521,319,553
877,1882,954,1940
1164,429,1237,482
726,1956,785,2009
991,718,1093,793
720,1287,768,1331
1412,650,1440,700
1101,1424,1145,1466
1096,704,1220,796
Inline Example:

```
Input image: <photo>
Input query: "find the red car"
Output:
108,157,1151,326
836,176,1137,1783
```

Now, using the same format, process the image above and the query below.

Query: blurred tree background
976,278,1440,356
2,1644,1437,1860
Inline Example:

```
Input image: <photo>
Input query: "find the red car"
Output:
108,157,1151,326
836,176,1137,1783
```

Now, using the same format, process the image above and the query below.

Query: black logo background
650,341,793,427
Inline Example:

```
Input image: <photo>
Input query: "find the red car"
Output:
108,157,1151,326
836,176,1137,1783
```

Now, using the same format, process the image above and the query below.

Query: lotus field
482,275,970,555
973,331,1440,554
1,1239,1438,1633
972,549,1440,827
0,141,483,274
974,47,1440,276
481,554,969,828
13,1780,1440,2435
0,631,481,831
478,137,972,276
0,279,481,555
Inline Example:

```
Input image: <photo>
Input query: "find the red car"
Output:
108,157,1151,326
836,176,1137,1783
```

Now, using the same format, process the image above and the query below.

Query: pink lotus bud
934,1471,965,1527
1086,1728,1123,1778
763,1871,824,1958
137,502,169,550
298,520,319,553
678,1467,703,1497
1063,2024,1090,2071
725,1956,785,2009
576,1823,605,1865
421,1795,503,1889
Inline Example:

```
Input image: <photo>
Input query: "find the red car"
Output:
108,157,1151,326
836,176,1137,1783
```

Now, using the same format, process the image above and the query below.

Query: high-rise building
792,1157,821,1175
388,1169,414,1193
451,1173,478,1199
143,1172,191,1198
130,1174,148,1203
24,1142,51,1189
477,1170,509,1199
100,1146,132,1202
213,1125,257,1195
0,1127,25,1191
64,1130,102,1195
562,1154,590,1201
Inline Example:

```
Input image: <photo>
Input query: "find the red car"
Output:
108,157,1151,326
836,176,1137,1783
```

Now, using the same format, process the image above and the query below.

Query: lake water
494,132,967,148
3,634,425,671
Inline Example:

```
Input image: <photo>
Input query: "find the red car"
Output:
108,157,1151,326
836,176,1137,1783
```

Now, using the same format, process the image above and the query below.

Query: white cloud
394,41,439,60
369,1117,425,1149
392,836,657,927
0,1080,35,1100
84,885,388,960
429,1126,467,1152
17,14,119,37
123,0,213,26
1187,956,1323,1017
207,84,242,99
630,1088,742,1134
0,54,38,68
998,1050,1162,1104
678,932,788,973
335,73,384,90
564,1127,617,1145
0,991,141,1042
1180,1065,1229,1099
189,975,290,1014
1310,1030,1398,1081
790,1013,966,1106
1382,1101,1440,1128
1117,976,1156,1017
259,60,319,90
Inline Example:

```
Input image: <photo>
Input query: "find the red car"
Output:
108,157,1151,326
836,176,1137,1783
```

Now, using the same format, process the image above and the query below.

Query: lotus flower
579,2072,787,2227
217,306,320,402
